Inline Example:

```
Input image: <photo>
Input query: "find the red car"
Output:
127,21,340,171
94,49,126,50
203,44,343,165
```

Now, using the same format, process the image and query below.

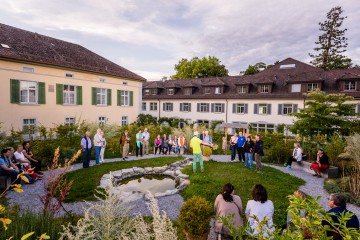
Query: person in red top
310,148,330,178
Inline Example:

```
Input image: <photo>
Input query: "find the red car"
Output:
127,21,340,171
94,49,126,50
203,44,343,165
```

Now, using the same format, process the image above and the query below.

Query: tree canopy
290,90,359,137
309,6,352,69
171,56,229,79
241,61,278,75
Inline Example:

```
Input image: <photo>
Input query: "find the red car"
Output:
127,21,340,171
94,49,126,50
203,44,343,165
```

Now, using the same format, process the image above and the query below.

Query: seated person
322,193,359,239
310,149,329,178
178,133,188,154
285,143,303,169
0,148,33,184
286,190,307,228
172,136,180,154
14,145,41,180
214,183,243,238
154,135,162,155
245,184,275,237
22,141,42,174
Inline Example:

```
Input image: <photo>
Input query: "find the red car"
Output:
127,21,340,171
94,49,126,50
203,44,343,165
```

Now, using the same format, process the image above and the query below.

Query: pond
116,175,177,195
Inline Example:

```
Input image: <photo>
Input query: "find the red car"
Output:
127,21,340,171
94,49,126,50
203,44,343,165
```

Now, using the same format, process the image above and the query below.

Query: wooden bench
0,176,12,190
290,161,339,178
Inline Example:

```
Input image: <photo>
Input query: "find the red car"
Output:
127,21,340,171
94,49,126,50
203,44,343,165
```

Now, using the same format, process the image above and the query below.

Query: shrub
261,132,294,164
203,146,212,157
325,134,347,169
179,196,213,237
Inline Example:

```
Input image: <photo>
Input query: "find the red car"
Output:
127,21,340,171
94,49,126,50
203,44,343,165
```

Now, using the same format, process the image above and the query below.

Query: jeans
245,152,253,169
154,145,161,154
193,153,204,172
1,170,19,183
237,147,245,161
95,146,101,164
136,143,143,157
82,149,91,168
167,146,172,154
230,145,237,160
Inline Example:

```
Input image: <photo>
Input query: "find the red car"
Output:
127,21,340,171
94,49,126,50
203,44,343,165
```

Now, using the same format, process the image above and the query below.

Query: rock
154,192,167,197
175,170,182,176
175,177,181,185
144,167,153,173
133,167,145,174
122,168,134,177
153,167,166,173
182,179,191,186
165,189,179,195
163,170,175,176
111,170,122,178
178,174,189,179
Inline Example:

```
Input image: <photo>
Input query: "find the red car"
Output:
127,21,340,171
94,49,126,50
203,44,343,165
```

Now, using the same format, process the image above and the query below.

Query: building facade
0,23,146,135
142,58,360,133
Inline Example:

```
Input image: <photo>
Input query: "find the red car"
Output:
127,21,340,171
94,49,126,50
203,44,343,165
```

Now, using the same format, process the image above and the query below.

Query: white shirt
245,200,275,237
143,132,150,141
14,151,26,160
93,134,103,147
293,147,303,162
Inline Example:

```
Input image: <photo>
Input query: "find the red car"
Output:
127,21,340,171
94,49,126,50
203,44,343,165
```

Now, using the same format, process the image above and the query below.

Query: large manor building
0,23,145,135
142,58,360,133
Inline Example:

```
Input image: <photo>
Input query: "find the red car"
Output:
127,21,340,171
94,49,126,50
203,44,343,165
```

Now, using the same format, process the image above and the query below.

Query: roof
0,23,146,81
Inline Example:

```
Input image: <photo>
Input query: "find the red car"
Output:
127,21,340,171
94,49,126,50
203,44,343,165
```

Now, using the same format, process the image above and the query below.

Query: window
20,81,37,103
291,84,301,93
180,103,191,112
65,73,74,78
65,117,76,125
251,122,275,133
98,116,107,125
279,64,296,69
215,87,222,94
167,89,174,95
281,104,295,115
233,103,247,114
96,88,107,105
142,102,146,111
145,89,150,95
23,118,37,135
344,81,356,91
199,103,209,112
307,83,318,92
204,87,211,94
184,88,191,95
197,120,210,127
22,67,34,73
238,86,247,94
214,103,223,113
121,90,129,106
150,102,158,111
260,85,269,93
63,85,76,105
121,116,128,126
258,104,268,114
164,103,173,111
151,89,157,95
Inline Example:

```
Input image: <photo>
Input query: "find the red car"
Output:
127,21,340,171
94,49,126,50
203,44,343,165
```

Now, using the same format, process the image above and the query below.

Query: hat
193,130,199,136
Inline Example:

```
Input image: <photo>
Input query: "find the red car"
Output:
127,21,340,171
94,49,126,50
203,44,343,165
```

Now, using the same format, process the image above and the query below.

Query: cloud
0,0,359,80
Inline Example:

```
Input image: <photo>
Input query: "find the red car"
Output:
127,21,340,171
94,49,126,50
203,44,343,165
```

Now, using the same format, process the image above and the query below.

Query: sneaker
287,165,291,169
122,158,125,161
312,174,318,177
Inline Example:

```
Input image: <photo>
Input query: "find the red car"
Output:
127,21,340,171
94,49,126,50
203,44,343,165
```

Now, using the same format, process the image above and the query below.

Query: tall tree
290,90,359,137
309,6,352,69
241,62,275,75
171,56,228,79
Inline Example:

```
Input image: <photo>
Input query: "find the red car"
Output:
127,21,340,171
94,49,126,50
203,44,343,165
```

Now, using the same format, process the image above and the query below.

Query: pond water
116,175,176,194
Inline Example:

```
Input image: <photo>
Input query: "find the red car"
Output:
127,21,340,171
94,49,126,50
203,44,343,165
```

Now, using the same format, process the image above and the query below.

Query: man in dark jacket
253,134,264,172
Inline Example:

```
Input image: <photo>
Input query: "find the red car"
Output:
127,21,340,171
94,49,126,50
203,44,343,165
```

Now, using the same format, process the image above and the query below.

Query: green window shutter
56,84,64,105
76,86,82,105
120,90,124,106
92,87,97,105
38,82,46,104
130,91,134,106
107,89,112,106
117,90,121,106
10,79,20,104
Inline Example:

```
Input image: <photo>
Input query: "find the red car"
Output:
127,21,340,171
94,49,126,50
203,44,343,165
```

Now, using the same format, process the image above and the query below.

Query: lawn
64,156,183,202
180,160,305,226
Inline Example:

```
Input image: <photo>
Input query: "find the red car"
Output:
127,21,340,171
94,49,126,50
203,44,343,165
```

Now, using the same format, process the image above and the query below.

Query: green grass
64,156,183,202
180,160,305,227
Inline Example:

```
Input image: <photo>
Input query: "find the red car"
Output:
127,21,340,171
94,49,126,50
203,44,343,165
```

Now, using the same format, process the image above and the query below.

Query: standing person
167,134,174,154
154,135,162,154
244,136,255,169
230,132,238,161
22,141,42,174
142,128,150,155
178,133,187,154
161,134,168,155
285,143,303,169
81,131,92,168
93,129,103,165
237,132,246,162
245,184,275,237
135,129,143,157
120,130,130,160
99,130,106,163
214,183,243,238
254,134,264,172
310,149,330,178
190,130,212,173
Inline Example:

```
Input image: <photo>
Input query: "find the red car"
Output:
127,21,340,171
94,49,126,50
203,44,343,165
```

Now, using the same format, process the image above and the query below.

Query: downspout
158,99,160,119
225,99,228,123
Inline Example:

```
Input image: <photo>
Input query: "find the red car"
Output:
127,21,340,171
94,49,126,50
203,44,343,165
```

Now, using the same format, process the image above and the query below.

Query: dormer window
260,85,269,93
151,89,157,95
204,87,211,94
344,81,356,91
238,86,247,94
184,88,191,95
307,83,318,92
215,87,222,94
145,89,150,95
167,88,174,95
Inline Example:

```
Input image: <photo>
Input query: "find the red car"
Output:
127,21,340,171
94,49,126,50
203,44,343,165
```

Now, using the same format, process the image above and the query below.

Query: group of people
80,129,106,168
0,142,43,185
215,183,359,239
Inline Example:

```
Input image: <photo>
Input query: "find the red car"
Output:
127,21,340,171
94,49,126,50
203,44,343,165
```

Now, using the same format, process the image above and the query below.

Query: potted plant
202,146,212,161
179,196,213,240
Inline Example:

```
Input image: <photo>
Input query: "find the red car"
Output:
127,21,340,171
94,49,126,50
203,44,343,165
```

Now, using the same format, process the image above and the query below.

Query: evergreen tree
309,6,352,69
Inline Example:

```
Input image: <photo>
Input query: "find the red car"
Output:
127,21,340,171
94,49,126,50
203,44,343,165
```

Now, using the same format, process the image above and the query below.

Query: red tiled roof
0,23,146,81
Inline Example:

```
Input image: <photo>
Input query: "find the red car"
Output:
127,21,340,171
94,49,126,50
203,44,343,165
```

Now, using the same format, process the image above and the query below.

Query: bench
0,176,12,190
290,161,339,179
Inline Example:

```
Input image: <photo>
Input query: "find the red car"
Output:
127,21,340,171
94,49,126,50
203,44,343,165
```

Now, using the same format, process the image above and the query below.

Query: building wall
0,60,142,133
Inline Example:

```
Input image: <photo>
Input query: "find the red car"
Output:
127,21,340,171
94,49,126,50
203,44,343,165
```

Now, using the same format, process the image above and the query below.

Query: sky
0,0,359,81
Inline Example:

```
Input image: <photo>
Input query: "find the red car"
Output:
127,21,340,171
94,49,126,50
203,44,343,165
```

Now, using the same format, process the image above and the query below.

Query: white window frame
121,116,128,126
151,89,157,95
238,86,247,94
235,104,246,114
164,103,173,111
20,80,37,104
307,83,318,92
214,103,223,113
260,85,269,93
282,104,293,115
215,87,222,94
200,103,209,112
204,87,211,94
121,90,130,106
258,104,268,114
150,102,158,111
96,88,107,105
251,122,275,133
98,116,107,125
65,117,76,125
145,89,150,95
167,89,174,95
344,81,356,91
22,67,34,73
182,103,191,112
142,102,147,111
63,84,76,105
22,118,37,135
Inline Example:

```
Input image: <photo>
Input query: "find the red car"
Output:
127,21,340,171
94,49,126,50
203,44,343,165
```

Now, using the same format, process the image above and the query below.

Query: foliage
136,114,158,126
241,62,276,75
181,161,304,226
309,6,352,69
261,132,294,164
158,117,186,128
171,56,229,79
290,89,359,137
210,120,223,131
202,146,212,157
179,196,213,237
324,134,347,168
